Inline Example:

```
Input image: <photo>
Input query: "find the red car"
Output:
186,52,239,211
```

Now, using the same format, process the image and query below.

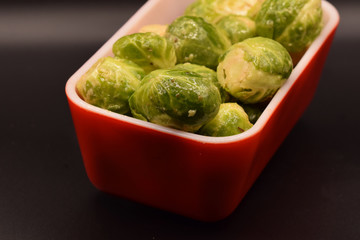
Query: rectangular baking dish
65,0,339,221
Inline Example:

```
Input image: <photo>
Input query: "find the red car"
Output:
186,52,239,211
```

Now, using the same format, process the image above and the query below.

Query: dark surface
1,1,360,239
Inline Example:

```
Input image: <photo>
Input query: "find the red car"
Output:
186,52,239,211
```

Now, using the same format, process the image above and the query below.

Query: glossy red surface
66,1,339,221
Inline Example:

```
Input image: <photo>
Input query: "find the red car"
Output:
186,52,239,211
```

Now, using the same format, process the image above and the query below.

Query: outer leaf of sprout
198,102,253,137
255,0,323,53
76,57,144,114
165,16,231,70
217,37,293,104
113,32,176,74
129,68,221,132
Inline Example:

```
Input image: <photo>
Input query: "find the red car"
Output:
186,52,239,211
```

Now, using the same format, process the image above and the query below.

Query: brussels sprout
139,24,168,37
241,103,266,124
76,57,144,114
216,15,256,44
185,0,262,24
129,68,221,132
217,37,293,104
165,16,231,69
113,32,176,74
172,63,230,102
184,0,223,24
255,0,323,53
198,103,253,137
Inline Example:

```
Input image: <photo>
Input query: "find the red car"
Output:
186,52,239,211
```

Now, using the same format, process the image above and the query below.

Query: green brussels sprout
198,103,253,137
172,63,230,103
112,32,176,74
217,37,293,104
129,68,221,132
241,103,266,124
185,0,262,24
165,16,231,69
139,24,168,37
255,0,323,53
76,57,145,114
216,15,256,44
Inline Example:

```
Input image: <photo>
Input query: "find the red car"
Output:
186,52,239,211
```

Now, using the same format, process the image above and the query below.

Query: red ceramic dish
65,0,340,221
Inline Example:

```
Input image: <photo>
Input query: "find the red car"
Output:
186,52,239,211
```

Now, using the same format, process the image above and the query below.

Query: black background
1,0,359,239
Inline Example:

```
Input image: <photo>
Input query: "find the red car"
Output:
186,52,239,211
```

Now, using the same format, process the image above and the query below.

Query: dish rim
65,0,340,144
